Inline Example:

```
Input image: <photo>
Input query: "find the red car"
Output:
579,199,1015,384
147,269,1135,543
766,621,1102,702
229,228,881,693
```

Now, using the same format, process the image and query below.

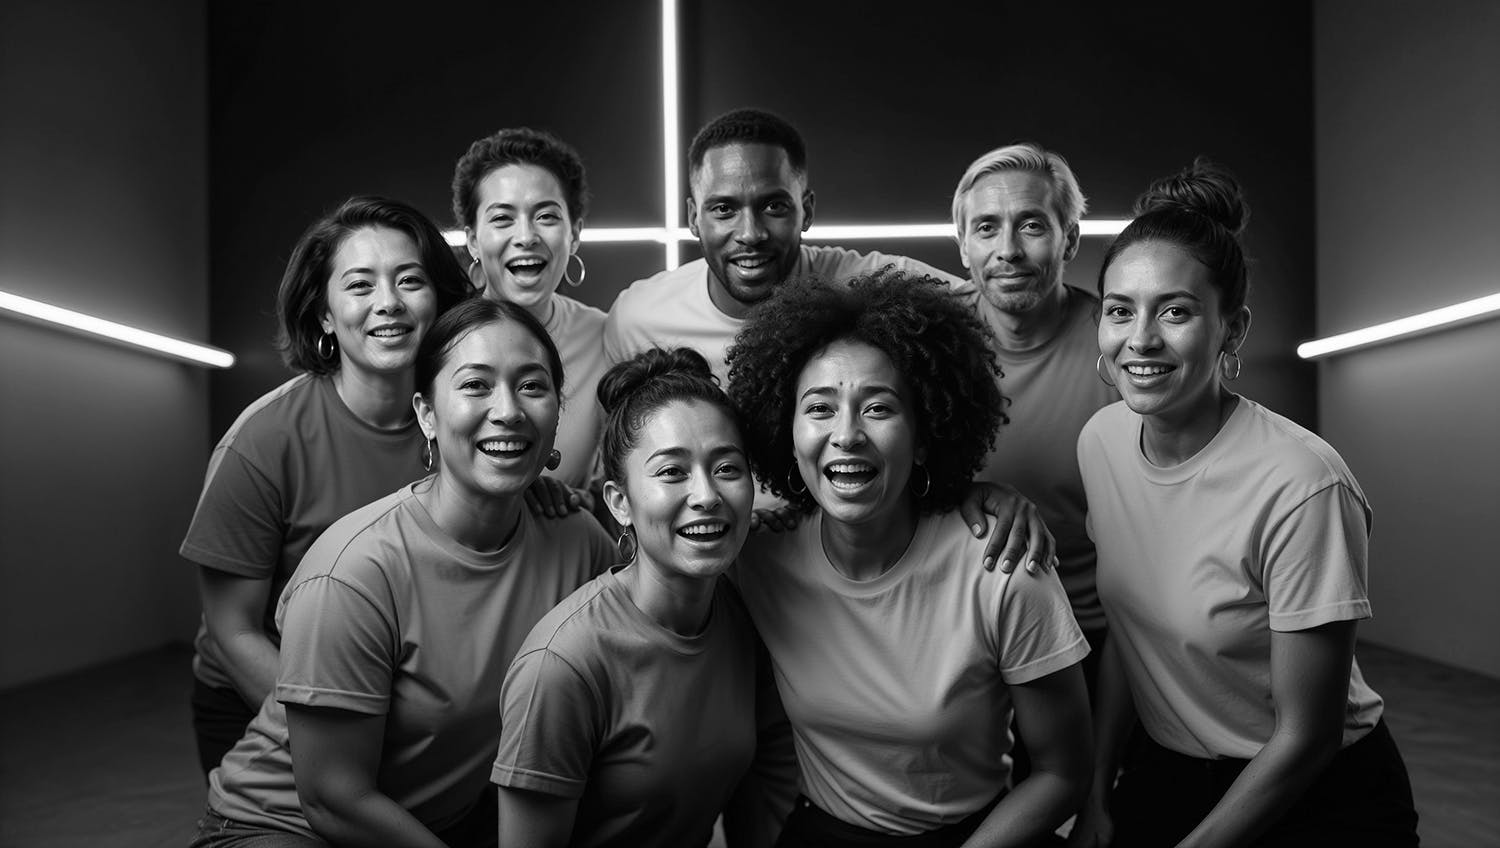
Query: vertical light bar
661,0,681,270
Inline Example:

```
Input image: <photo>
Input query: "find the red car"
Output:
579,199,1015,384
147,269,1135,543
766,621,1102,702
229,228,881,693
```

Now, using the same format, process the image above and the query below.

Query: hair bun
1133,157,1249,236
597,347,717,415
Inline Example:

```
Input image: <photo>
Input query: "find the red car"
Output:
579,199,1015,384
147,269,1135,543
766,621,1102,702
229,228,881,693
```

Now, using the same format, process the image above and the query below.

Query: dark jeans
191,678,257,777
1111,719,1419,847
775,793,1003,848
188,791,496,848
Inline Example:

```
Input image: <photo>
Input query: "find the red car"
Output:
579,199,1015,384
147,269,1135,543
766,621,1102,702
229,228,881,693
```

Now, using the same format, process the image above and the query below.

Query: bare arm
496,787,580,848
285,704,448,848
1175,621,1356,848
1066,636,1137,848
196,568,278,708
956,483,1057,575
962,663,1091,848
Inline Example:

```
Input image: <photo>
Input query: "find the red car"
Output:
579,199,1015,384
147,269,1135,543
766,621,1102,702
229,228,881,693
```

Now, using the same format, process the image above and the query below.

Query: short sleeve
180,446,285,577
274,574,396,715
492,649,602,798
995,569,1089,685
858,249,967,288
1264,483,1373,632
602,296,633,366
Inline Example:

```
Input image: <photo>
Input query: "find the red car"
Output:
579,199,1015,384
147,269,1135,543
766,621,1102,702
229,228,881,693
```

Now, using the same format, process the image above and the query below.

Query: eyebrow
1104,290,1204,303
799,384,901,400
340,262,424,278
483,199,563,212
645,444,746,463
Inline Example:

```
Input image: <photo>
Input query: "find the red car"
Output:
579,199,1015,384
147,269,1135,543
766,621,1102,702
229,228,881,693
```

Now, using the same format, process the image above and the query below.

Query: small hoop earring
563,252,586,288
1095,354,1116,387
545,449,562,471
910,464,931,498
1220,351,1243,381
616,527,637,562
318,333,337,361
422,438,435,473
786,466,808,496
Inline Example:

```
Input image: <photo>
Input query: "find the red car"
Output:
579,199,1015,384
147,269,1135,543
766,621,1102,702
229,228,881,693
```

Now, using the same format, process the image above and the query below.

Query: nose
829,412,865,451
374,279,404,314
688,470,723,511
512,217,538,247
995,227,1024,262
734,211,768,245
1127,315,1161,353
487,390,524,426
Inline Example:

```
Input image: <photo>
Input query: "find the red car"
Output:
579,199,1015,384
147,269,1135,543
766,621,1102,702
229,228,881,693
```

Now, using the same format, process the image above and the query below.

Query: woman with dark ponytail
1070,161,1418,847
493,348,792,847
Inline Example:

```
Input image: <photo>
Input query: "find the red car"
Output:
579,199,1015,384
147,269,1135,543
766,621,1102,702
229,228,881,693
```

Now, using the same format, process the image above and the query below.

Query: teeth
370,327,409,337
478,439,527,454
828,462,874,474
731,257,770,268
1125,365,1172,376
507,259,545,271
680,523,728,536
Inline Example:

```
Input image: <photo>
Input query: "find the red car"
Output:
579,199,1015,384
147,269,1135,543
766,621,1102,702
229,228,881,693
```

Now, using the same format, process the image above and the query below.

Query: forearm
1176,731,1338,848
303,789,448,848
963,768,1086,848
1087,639,1135,799
210,627,279,708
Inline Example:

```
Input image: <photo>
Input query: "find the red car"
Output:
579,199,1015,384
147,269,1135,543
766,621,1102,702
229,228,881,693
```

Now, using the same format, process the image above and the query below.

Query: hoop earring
910,463,931,498
318,333,337,361
1095,354,1116,387
616,527,637,562
422,438,435,473
563,252,586,288
1220,351,1243,381
468,255,481,276
786,466,808,496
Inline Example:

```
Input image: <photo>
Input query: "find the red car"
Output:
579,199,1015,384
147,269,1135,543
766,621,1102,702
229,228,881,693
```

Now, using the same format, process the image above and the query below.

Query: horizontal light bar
1297,291,1500,359
443,219,1132,249
0,290,235,369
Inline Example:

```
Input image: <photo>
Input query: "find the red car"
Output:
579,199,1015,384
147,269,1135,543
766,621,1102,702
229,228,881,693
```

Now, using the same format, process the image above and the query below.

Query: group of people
180,108,1420,848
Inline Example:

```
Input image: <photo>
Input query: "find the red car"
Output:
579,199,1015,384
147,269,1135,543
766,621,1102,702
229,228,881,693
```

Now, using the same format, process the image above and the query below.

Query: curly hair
596,348,740,487
275,195,474,376
451,127,590,230
726,270,1006,515
687,108,807,185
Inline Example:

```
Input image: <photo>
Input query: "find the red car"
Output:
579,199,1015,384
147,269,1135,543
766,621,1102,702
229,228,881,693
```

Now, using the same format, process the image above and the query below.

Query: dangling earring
910,463,931,498
422,438,436,473
317,333,337,361
616,527,637,562
467,255,486,293
1219,350,1243,381
545,449,562,471
563,252,587,288
786,466,808,496
1095,354,1116,387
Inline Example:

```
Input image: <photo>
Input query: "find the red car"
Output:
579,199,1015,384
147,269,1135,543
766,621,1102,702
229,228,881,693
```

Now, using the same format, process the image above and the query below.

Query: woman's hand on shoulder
525,476,586,519
957,482,1057,575
749,505,801,533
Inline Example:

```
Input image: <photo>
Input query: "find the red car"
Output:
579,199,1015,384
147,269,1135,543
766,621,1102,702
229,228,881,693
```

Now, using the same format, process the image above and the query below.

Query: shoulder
289,487,415,589
551,293,607,332
1080,399,1134,443
215,374,322,452
607,261,706,319
514,573,616,663
806,244,965,286
1232,399,1367,502
522,510,616,567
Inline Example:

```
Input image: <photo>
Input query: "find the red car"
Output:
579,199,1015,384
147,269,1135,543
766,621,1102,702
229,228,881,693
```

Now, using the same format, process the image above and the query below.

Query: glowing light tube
1,290,235,368
660,0,681,270
1297,292,1500,359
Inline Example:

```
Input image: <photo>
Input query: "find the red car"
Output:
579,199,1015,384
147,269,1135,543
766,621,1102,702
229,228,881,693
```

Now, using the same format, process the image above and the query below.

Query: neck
820,500,918,581
1140,387,1239,467
706,275,754,320
331,366,415,430
623,558,717,637
525,293,558,327
416,472,524,554
980,284,1071,353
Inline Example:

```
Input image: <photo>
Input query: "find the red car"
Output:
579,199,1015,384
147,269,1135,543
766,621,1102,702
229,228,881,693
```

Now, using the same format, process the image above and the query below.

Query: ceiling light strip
660,0,681,271
0,290,236,368
1297,291,1500,359
444,219,1132,248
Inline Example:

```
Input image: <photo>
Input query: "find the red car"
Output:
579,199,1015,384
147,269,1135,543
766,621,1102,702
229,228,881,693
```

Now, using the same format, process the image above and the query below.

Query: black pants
191,678,257,777
775,793,1004,848
1111,719,1419,847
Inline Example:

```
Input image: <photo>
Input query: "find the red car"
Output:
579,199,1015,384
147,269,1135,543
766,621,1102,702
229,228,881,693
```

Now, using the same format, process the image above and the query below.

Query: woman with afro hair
727,269,1091,847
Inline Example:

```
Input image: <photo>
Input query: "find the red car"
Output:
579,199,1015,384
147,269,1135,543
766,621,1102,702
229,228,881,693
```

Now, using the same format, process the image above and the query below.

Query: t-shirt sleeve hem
179,543,272,577
1269,599,1371,632
1001,635,1091,685
276,683,388,715
490,764,587,798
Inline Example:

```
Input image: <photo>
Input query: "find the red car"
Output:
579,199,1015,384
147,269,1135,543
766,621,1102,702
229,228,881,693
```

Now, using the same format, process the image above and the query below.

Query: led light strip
0,290,236,368
1297,291,1500,360
660,0,681,270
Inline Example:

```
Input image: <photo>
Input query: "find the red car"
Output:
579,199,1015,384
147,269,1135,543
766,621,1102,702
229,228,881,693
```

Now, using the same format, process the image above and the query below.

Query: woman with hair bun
1070,161,1418,847
181,195,473,775
493,347,792,848
727,270,1092,848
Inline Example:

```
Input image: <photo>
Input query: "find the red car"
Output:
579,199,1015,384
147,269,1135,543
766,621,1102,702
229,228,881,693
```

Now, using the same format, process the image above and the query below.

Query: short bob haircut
687,108,807,187
1098,158,1251,316
596,347,740,487
951,142,1088,240
727,270,1006,515
275,195,473,376
451,127,590,230
414,297,565,399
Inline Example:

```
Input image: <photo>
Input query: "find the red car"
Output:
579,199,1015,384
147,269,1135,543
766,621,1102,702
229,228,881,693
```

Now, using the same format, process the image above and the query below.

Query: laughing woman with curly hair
726,270,1092,848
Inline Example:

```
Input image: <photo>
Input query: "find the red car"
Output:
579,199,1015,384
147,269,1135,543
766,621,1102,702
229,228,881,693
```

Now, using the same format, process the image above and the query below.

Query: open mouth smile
823,460,877,490
677,520,731,542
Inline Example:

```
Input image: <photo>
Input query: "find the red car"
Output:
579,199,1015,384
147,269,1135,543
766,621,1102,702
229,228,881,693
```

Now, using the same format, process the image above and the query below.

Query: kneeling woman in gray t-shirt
494,347,793,848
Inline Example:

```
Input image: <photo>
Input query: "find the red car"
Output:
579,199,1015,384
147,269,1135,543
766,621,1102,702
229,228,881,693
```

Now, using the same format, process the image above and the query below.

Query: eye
398,274,428,289
972,221,996,236
1020,220,1048,235
1161,305,1192,321
1103,304,1130,320
459,378,489,394
519,377,553,395
708,203,734,218
764,200,792,215
864,401,895,418
489,214,513,227
344,278,373,292
803,401,833,418
537,211,562,224
715,461,744,478
653,464,686,480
